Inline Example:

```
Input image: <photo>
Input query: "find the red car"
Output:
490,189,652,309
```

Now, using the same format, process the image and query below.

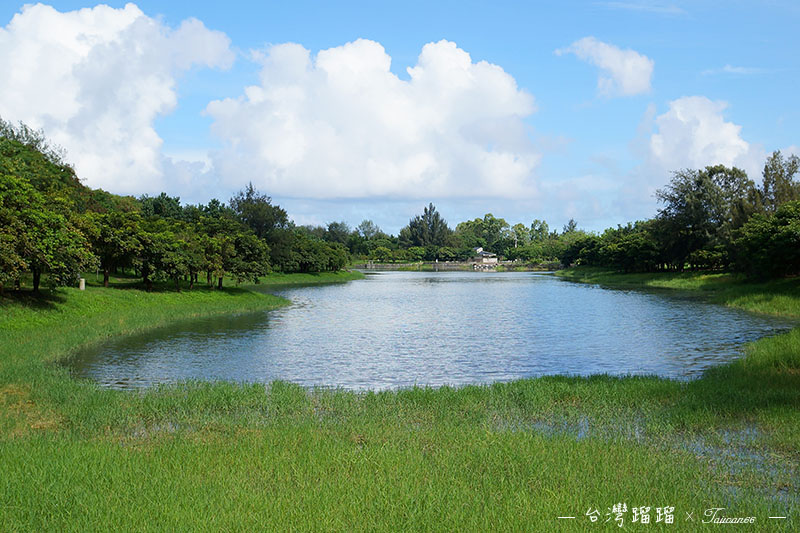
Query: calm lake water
69,271,795,390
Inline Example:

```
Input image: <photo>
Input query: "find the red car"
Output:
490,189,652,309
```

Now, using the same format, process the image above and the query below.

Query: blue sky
1,1,798,234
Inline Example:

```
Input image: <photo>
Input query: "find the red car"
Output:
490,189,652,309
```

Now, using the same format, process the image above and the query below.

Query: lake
68,271,795,390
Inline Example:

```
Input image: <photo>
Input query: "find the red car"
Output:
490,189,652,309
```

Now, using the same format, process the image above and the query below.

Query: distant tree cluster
0,119,347,294
561,153,800,276
336,151,800,279
300,206,581,265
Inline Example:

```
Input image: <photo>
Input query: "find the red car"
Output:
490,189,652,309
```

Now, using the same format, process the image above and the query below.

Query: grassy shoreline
251,270,365,286
1,268,799,530
555,267,800,318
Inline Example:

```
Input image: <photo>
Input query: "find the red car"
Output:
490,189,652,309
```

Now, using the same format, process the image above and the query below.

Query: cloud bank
206,39,539,199
557,36,653,96
0,3,233,193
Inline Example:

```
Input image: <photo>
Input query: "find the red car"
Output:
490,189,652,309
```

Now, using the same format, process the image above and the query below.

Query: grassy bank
1,269,798,530
252,269,365,286
556,267,800,318
77,268,365,290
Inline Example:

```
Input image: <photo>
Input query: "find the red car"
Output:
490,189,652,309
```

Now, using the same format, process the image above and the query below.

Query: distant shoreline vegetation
2,117,800,297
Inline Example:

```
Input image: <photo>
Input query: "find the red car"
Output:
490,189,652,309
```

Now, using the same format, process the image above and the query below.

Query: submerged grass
0,268,798,530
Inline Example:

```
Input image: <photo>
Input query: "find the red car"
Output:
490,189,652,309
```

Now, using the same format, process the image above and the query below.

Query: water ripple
69,272,795,390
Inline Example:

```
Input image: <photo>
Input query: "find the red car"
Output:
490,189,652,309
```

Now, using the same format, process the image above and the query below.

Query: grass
252,270,365,286
0,267,799,530
556,267,800,318
76,268,365,290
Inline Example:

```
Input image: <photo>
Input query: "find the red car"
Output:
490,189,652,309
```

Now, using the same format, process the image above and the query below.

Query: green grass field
1,268,798,530
556,267,800,317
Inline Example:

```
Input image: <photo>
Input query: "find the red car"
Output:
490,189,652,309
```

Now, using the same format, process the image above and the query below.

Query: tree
454,213,511,254
655,169,725,269
229,233,270,283
453,219,486,250
437,246,456,261
402,203,452,247
81,211,142,287
734,201,800,277
286,231,347,273
0,172,94,293
196,213,268,287
230,183,289,240
506,243,544,263
762,150,800,213
0,121,97,292
138,192,183,219
530,219,550,241
356,219,382,240
201,198,232,219
407,246,425,261
0,117,68,170
370,246,392,262
704,165,760,235
0,175,29,293
324,221,351,244
134,220,173,292
511,223,530,248
595,222,661,272
562,218,578,234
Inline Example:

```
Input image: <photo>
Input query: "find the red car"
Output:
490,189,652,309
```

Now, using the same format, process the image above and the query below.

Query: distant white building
473,247,498,264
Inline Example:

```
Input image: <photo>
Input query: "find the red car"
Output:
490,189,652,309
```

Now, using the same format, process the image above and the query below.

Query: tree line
301,152,800,279
302,204,584,265
560,154,800,277
0,119,347,294
3,116,799,295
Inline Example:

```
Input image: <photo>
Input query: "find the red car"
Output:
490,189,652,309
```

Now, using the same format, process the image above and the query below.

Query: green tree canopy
80,211,143,287
454,213,511,254
734,200,800,277
762,150,800,213
230,183,289,240
401,203,452,248
138,193,183,219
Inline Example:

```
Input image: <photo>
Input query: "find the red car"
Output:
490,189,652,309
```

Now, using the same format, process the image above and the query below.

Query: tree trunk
32,268,41,293
188,273,194,290
103,267,110,288
207,271,213,287
218,276,223,290
175,277,181,292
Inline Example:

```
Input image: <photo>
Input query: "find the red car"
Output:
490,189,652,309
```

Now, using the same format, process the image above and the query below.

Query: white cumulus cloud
557,36,654,96
0,3,233,194
647,96,763,177
206,39,539,199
